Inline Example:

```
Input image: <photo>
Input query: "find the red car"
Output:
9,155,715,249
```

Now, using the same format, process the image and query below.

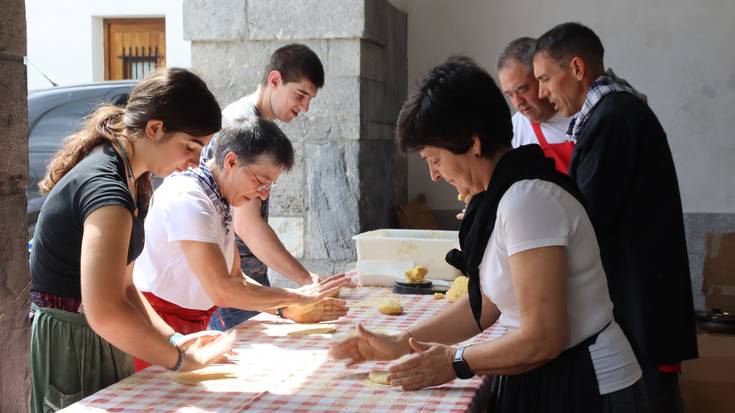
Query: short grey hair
213,117,294,170
497,37,536,73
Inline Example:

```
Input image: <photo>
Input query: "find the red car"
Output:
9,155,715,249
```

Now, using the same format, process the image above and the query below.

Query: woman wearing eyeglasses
131,117,350,369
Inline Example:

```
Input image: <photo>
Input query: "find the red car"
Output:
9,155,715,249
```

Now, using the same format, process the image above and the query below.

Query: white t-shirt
479,179,641,394
134,174,236,310
222,96,259,127
511,111,573,148
201,97,259,161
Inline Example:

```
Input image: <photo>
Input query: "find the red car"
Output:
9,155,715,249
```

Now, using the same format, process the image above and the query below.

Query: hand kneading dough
368,370,391,385
172,366,238,385
286,325,338,335
377,298,403,315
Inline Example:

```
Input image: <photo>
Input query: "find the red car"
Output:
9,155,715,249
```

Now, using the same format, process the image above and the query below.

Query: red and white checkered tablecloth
61,287,506,413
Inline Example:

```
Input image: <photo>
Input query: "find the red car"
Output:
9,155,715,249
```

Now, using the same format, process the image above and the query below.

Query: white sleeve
511,112,537,148
511,112,523,148
163,191,220,243
497,180,572,256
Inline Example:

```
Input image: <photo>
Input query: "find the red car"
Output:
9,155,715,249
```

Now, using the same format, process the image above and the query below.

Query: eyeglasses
246,164,278,192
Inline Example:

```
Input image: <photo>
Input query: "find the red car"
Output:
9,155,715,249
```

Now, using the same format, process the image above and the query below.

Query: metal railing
119,46,163,80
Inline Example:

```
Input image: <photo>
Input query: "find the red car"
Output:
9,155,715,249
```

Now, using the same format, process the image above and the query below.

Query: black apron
445,145,606,412
488,324,609,413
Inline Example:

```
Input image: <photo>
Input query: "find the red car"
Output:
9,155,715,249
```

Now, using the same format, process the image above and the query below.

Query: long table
61,287,505,412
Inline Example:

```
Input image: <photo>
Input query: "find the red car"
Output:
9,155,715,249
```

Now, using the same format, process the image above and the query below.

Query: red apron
531,121,574,174
133,291,218,371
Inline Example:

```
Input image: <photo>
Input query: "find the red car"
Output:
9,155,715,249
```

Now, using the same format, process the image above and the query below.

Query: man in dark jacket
532,22,698,412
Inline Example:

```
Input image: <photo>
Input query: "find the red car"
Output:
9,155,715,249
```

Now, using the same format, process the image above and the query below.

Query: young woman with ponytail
29,68,235,412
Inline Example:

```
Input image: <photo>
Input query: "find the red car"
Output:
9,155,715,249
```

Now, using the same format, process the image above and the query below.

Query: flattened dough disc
368,370,391,385
286,325,338,336
172,366,239,385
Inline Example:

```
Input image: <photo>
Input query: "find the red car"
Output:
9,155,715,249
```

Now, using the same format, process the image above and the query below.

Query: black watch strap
452,345,475,379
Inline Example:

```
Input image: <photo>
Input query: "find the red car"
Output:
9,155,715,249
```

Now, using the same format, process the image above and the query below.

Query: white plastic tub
352,229,462,285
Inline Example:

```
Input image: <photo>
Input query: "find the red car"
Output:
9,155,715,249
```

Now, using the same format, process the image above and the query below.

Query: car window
27,98,99,205
26,84,135,244
111,93,129,106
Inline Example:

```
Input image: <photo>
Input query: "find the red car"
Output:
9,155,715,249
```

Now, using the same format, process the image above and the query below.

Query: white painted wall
390,0,735,214
25,0,190,91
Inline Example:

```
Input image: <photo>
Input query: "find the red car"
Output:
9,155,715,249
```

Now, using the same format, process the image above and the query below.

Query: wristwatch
452,345,475,379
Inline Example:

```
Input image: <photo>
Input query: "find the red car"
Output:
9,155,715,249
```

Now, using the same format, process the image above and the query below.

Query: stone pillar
0,0,31,410
185,0,407,283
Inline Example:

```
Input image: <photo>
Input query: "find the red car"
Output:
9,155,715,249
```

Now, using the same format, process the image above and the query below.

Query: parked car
27,81,137,241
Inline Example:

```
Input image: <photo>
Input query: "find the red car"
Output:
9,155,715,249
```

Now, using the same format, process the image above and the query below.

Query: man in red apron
497,37,574,174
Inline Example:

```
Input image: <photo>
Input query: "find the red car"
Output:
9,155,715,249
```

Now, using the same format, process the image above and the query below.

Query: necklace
115,140,139,217
115,140,135,180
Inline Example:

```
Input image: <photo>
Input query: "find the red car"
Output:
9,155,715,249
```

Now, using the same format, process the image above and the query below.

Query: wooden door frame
103,18,166,81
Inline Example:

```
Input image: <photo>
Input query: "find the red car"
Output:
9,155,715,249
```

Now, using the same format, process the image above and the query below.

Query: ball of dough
446,276,469,303
377,298,403,315
434,292,445,300
404,265,429,283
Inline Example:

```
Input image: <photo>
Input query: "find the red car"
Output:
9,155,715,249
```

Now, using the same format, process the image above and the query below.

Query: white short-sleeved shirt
133,174,236,310
511,111,573,148
479,179,641,394
222,97,258,126
201,98,259,161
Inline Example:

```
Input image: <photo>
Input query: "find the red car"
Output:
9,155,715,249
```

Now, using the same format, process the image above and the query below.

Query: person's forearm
86,294,179,369
237,218,312,285
125,284,176,337
409,294,500,345
215,275,305,311
462,326,564,376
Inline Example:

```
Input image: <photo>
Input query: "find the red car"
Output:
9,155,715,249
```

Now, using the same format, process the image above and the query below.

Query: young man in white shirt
203,44,350,330
498,37,574,174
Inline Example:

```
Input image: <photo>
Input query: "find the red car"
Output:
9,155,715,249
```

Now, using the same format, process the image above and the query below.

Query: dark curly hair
396,56,512,157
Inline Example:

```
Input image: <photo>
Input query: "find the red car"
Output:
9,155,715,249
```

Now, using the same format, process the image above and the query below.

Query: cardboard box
703,233,735,311
680,332,735,412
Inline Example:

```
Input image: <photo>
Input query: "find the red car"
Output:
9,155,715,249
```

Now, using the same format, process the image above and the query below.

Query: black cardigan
570,92,698,367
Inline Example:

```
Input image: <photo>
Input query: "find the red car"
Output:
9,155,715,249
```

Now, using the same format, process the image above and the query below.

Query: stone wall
0,0,31,410
184,0,408,283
